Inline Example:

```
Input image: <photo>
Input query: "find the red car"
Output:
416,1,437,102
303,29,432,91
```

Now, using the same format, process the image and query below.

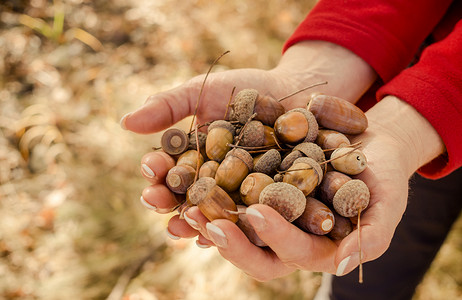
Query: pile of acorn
159,88,370,247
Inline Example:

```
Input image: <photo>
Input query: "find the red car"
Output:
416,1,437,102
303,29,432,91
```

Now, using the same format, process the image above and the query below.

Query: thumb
120,84,194,134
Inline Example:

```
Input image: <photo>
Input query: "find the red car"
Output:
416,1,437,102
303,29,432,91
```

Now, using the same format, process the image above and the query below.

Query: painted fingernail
246,207,266,231
141,164,156,178
196,240,211,249
206,223,228,248
119,112,132,130
336,252,361,276
140,196,157,211
184,212,201,230
166,228,180,240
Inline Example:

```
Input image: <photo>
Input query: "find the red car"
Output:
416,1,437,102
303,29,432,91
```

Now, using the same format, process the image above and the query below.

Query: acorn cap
273,173,284,182
207,120,236,136
259,182,306,222
254,149,281,175
279,150,304,171
189,131,207,149
240,120,265,147
233,89,258,124
293,157,323,184
293,142,325,164
225,148,254,171
188,177,217,205
288,108,318,143
333,179,370,217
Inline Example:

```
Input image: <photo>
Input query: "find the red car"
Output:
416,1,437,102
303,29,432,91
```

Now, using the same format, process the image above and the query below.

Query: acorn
240,172,274,206
232,89,285,126
328,211,354,240
189,131,207,157
253,149,281,175
188,177,238,222
215,148,253,193
239,120,277,147
198,160,220,178
282,157,323,196
165,164,196,194
161,128,189,156
259,182,306,222
236,205,267,247
294,197,335,235
333,179,370,217
307,94,368,135
274,108,318,145
206,120,235,162
318,171,352,205
176,149,204,170
330,147,367,175
316,129,351,158
279,150,304,171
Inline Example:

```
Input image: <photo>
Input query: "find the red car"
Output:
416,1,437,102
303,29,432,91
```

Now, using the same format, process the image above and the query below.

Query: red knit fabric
284,0,462,179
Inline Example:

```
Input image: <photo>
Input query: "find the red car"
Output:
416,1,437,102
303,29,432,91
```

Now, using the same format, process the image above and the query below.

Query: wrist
273,41,377,104
365,96,446,177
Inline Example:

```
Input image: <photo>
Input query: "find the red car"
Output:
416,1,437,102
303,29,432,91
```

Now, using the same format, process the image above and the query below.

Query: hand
121,41,396,280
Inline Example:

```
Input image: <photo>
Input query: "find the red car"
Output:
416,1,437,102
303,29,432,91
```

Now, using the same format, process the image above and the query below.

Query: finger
205,219,295,282
167,214,199,239
140,184,183,213
140,151,176,184
183,205,213,240
245,204,338,274
196,234,213,249
121,84,194,134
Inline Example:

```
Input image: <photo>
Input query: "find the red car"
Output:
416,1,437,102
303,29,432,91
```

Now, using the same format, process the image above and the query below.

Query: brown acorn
239,120,277,147
330,147,367,175
165,164,196,194
198,160,220,178
259,182,306,222
333,179,370,217
232,89,285,126
206,120,235,162
240,172,274,206
328,211,354,240
274,108,318,145
253,149,281,175
282,157,323,196
188,177,238,223
294,197,335,235
215,148,253,193
318,171,352,205
161,128,189,156
279,150,304,171
307,94,368,135
176,149,204,170
316,129,351,157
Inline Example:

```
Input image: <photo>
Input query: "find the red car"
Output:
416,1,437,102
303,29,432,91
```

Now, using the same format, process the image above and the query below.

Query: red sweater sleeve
377,20,462,179
283,0,452,82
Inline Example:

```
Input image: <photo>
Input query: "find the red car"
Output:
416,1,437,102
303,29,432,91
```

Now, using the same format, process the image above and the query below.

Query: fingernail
246,207,266,231
336,252,361,276
140,196,157,211
166,228,180,240
119,112,132,130
141,163,156,178
196,239,211,249
206,223,228,248
184,212,201,230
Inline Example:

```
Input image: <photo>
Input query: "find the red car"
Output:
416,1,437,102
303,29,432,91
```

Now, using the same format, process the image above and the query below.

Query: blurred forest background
0,0,460,299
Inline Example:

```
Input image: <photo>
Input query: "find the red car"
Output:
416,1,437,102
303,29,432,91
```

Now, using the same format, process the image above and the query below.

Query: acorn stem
194,124,200,184
277,81,328,103
358,206,363,284
277,166,313,174
322,143,362,165
270,132,285,151
189,50,230,133
224,86,236,120
322,141,362,153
